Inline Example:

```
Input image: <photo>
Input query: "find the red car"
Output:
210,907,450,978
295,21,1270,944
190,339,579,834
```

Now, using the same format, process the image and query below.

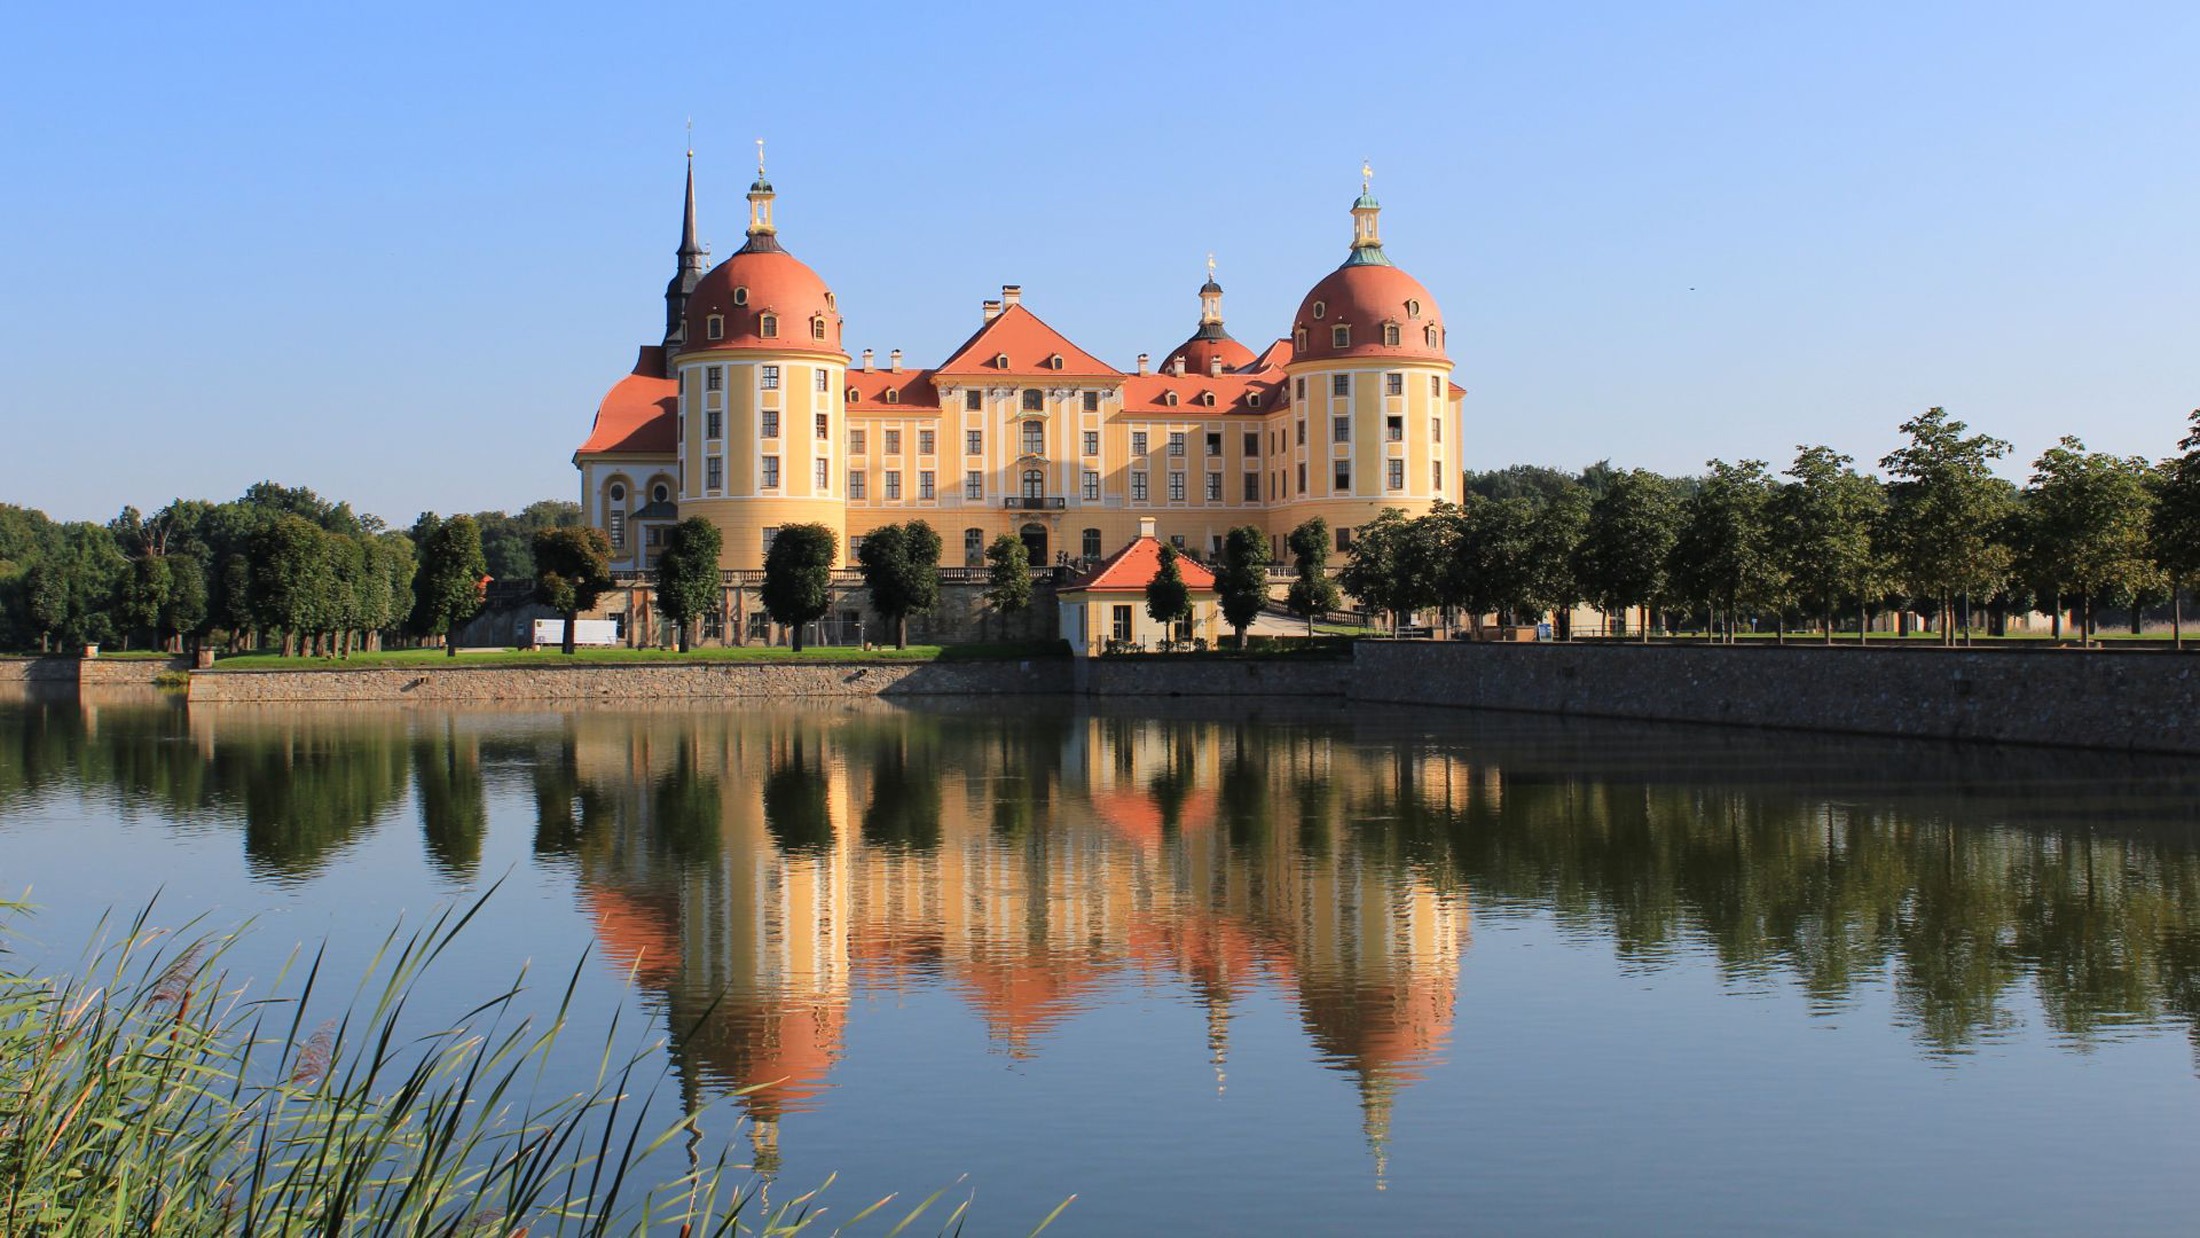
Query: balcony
1002,496,1067,511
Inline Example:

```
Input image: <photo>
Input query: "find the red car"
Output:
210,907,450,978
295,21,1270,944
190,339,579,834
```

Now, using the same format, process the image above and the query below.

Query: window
1333,416,1350,443
964,528,985,566
1022,388,1043,411
1168,432,1186,457
759,313,778,338
1294,326,1307,349
1294,377,1306,400
1296,418,1306,446
706,409,722,439
918,470,935,499
1205,432,1222,456
1312,300,1326,319
884,429,901,454
815,369,830,392
1205,473,1222,501
1199,391,1216,407
885,470,902,499
1387,459,1405,491
1385,373,1404,397
1244,432,1259,457
1426,325,1440,347
1335,525,1352,552
849,470,866,499
1431,375,1444,398
706,315,723,341
1332,325,1350,348
966,389,983,411
762,410,780,438
1112,604,1133,642
817,459,831,489
1382,324,1401,347
1168,472,1186,501
1083,391,1100,412
608,509,625,548
1048,354,1064,370
966,429,983,455
1406,299,1421,318
965,470,984,499
1243,472,1259,502
850,429,866,454
706,457,723,490
1296,462,1307,494
1082,470,1100,501
762,365,780,390
816,412,830,440
847,386,859,402
1083,528,1103,559
1431,417,1442,443
762,456,780,488
1333,460,1351,492
1163,391,1178,407
733,287,749,306
1433,462,1444,493
706,366,722,391
811,316,826,340
609,482,625,503
747,611,770,639
1246,392,1260,408
1132,431,1149,456
1082,430,1099,456
1386,415,1403,441
915,429,933,455
761,525,779,555
654,483,668,503
885,389,899,404
1132,471,1149,500
994,352,1009,368
1023,421,1045,455
1332,374,1350,397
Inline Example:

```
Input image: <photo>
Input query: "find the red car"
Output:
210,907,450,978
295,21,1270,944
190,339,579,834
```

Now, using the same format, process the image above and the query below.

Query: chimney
1136,353,1150,376
1138,516,1157,541
861,348,874,371
1001,284,1022,308
1172,357,1186,376
1209,356,1224,377
983,299,1003,322
889,348,902,372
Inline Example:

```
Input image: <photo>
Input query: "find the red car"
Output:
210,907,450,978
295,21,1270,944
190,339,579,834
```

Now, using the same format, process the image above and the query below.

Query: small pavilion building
1057,518,1220,655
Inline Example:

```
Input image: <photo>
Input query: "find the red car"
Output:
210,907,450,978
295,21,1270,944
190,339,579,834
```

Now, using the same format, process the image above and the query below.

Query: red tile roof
933,304,1121,378
575,346,677,457
844,368,940,411
1292,263,1448,364
1060,535,1217,594
1117,371,1281,417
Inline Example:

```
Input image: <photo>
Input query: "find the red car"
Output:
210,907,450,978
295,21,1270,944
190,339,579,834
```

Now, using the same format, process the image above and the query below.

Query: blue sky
4,2,2197,524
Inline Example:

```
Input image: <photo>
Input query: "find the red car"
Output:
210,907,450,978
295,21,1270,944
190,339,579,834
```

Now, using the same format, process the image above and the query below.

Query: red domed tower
1160,256,1257,378
1276,167,1460,547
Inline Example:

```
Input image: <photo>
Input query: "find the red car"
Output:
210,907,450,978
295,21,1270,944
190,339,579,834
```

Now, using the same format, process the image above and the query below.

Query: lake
4,687,2199,1234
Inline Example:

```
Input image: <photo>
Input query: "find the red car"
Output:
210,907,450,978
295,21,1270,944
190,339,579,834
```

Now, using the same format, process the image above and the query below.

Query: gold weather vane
1207,252,1216,279
756,138,767,178
1362,159,1373,192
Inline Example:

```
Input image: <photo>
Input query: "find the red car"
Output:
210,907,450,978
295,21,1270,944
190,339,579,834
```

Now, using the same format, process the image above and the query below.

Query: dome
1291,263,1446,365
1162,326,1257,376
679,246,844,359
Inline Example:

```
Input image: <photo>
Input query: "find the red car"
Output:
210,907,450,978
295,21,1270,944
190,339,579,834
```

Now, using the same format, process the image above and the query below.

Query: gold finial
755,137,767,179
685,116,693,159
1362,159,1373,192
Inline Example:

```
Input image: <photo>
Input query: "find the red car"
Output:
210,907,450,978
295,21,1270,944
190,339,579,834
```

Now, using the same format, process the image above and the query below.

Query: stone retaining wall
1350,641,2200,754
0,657,185,686
1077,656,1353,699
187,659,1071,703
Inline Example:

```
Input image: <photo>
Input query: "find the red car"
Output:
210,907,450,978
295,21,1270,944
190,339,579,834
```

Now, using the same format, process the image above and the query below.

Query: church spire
662,139,711,366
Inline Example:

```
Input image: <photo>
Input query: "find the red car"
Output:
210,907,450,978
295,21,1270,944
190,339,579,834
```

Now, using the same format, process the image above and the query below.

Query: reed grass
0,891,1072,1236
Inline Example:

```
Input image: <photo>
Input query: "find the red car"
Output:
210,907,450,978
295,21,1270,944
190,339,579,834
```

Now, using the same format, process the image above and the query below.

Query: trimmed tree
655,516,723,653
1215,525,1271,647
857,519,942,648
1285,517,1342,635
760,523,837,652
1776,445,1885,643
1574,468,1681,641
2153,410,2200,649
1878,407,2014,645
1145,542,1192,643
532,526,614,655
1669,459,1785,643
2026,436,2159,646
983,533,1033,641
416,514,488,657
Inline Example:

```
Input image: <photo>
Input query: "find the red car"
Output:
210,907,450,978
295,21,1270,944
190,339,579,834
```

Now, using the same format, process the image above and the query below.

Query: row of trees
1330,409,2200,645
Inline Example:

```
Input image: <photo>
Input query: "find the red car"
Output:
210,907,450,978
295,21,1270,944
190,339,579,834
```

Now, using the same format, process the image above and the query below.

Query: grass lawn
206,640,1065,671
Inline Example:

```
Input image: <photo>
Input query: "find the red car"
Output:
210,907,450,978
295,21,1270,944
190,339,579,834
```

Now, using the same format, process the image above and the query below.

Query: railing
1001,496,1067,510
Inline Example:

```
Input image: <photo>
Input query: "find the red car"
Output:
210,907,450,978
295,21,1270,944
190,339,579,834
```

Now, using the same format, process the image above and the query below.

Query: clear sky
5,1,2197,526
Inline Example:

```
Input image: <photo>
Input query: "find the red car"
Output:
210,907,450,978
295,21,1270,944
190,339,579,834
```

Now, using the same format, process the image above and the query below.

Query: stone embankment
0,657,186,687
188,659,1073,703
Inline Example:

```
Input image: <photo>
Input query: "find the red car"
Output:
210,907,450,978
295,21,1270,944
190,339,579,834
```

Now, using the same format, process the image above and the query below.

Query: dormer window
1163,391,1179,407
846,386,859,401
995,352,1010,369
706,315,724,341
1199,391,1216,407
1294,327,1307,349
1406,299,1421,318
811,316,826,340
1424,324,1438,346
733,287,749,306
884,388,899,404
1332,325,1350,348
825,292,837,310
759,313,779,339
1047,354,1064,370
1246,392,1261,408
1382,323,1401,346
1312,300,1326,319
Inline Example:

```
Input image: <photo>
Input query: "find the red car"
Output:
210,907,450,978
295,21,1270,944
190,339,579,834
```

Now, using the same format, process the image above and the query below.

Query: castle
575,151,1463,572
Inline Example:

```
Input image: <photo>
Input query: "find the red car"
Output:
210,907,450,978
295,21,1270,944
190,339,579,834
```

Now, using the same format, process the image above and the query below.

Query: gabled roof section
1250,337,1294,371
933,304,1121,379
1060,534,1218,594
845,369,941,412
1118,372,1281,417
576,345,677,457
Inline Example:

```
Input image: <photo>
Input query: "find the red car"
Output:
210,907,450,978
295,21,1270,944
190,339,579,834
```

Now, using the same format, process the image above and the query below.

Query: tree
1145,542,1192,640
1285,517,1342,635
1879,408,2014,645
533,526,615,655
1338,508,1442,633
252,515,334,656
2026,436,2159,645
2152,410,2200,649
1574,468,1682,640
1669,459,1784,643
654,516,723,653
1776,445,1885,643
857,520,941,648
983,533,1032,640
1527,486,1590,638
1451,496,1540,633
760,524,836,652
416,514,489,657
1215,525,1271,647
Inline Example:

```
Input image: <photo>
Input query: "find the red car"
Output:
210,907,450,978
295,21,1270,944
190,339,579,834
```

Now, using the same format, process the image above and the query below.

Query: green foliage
654,516,724,652
533,526,614,654
759,524,837,652
2153,410,2200,595
415,513,489,651
856,520,942,648
1574,467,1682,634
984,533,1033,620
1215,524,1272,642
1451,495,1544,623
2025,436,2160,637
1285,517,1342,628
1338,508,1445,630
1145,542,1193,628
1776,445,1886,632
1669,458,1786,635
474,499,584,583
1879,407,2016,631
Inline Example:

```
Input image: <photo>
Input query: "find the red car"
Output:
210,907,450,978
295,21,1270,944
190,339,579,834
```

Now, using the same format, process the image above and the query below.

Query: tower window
1382,323,1401,346
1387,459,1405,490
811,316,826,340
825,292,836,310
705,366,722,391
1332,325,1350,348
1334,460,1351,492
762,456,780,488
967,429,983,455
706,315,724,341
1431,375,1443,397
1386,373,1404,397
706,410,722,439
1294,377,1305,400
1333,416,1350,443
759,313,778,338
1431,417,1442,442
733,287,749,306
966,389,983,411
1406,299,1421,317
816,412,830,440
817,459,831,489
706,458,723,491
885,388,900,404
815,369,829,392
1083,390,1100,412
1433,461,1444,492
761,410,780,438
1312,300,1326,319
762,365,780,390
1294,327,1307,349
1022,388,1043,411
1425,324,1439,347
1331,374,1350,397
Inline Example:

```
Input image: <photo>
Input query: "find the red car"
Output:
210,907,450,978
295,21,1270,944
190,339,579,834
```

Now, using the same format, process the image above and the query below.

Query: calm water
5,688,2200,1234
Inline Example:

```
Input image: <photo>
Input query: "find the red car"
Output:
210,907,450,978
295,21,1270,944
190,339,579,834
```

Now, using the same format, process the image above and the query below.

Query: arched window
706,315,724,341
1022,388,1043,411
995,352,1010,368
811,316,826,340
759,313,778,338
1293,326,1307,349
1382,323,1401,346
1022,469,1045,499
1312,301,1326,319
1424,324,1438,347
1332,325,1350,348
825,291,836,310
1048,354,1064,370
885,388,899,404
1163,391,1178,407
846,386,859,402
963,527,985,566
1406,299,1421,318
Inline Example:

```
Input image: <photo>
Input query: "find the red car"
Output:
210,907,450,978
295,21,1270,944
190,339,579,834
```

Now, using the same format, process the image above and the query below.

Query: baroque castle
575,152,1463,572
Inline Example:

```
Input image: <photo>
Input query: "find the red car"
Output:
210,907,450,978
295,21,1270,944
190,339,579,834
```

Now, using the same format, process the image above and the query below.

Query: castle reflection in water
542,704,1469,1173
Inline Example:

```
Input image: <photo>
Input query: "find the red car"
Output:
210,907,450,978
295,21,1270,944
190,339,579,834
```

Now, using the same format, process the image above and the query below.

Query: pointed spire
677,144,703,264
663,138,711,364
